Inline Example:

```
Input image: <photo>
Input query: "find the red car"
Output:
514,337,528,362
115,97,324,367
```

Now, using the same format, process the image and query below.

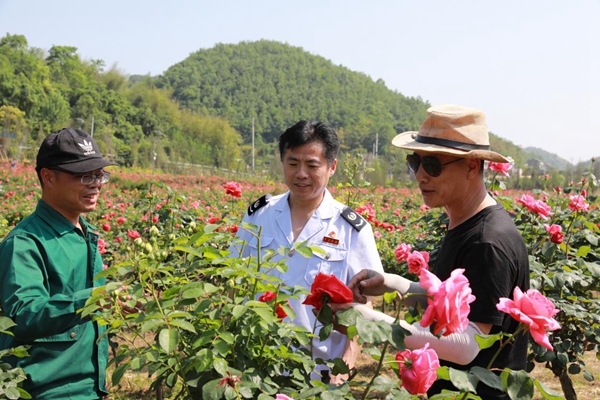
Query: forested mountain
523,147,572,170
157,40,429,157
1,33,593,189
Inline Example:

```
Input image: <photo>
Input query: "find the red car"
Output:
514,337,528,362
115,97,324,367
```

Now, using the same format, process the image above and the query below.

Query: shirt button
288,249,295,257
325,253,331,260
70,332,76,338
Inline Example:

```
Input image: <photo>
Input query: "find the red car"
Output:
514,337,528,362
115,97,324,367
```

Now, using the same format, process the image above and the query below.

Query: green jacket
0,200,108,399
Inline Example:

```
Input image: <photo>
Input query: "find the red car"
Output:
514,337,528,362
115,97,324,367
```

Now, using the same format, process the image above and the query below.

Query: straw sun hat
392,104,510,163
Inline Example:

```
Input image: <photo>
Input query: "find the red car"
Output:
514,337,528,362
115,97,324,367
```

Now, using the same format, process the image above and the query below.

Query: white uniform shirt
232,190,384,368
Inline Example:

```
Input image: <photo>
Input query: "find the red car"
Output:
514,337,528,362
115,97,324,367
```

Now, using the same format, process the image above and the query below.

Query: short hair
278,120,340,165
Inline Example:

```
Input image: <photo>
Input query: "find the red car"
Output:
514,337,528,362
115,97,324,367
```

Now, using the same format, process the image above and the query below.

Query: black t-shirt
427,204,530,400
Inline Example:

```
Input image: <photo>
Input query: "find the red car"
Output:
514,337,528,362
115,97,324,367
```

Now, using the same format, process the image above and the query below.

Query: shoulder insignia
341,207,367,231
248,194,271,216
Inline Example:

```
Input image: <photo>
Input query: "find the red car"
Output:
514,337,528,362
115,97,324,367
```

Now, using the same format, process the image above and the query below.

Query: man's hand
348,269,386,303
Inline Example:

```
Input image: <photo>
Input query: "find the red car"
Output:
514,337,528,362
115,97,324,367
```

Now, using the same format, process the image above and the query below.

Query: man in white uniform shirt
231,120,383,383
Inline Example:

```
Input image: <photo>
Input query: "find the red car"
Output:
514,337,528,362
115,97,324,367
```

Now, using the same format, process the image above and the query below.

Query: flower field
1,160,599,399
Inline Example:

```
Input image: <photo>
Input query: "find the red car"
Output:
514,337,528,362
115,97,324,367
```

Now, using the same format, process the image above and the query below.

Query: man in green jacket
0,128,117,399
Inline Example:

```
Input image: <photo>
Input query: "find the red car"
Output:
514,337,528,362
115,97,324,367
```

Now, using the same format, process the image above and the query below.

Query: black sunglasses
406,154,463,177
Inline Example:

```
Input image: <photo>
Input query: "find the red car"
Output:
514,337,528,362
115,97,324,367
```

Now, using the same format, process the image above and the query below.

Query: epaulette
248,194,271,216
341,207,367,231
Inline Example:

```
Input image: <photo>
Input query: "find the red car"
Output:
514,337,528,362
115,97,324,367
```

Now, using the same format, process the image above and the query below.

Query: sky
1,0,599,164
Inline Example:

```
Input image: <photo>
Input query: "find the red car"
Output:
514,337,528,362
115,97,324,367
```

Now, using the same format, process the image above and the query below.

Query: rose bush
1,159,598,399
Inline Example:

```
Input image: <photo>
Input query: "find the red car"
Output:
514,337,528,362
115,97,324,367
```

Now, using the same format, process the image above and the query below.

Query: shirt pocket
247,235,275,251
34,324,80,343
304,245,347,285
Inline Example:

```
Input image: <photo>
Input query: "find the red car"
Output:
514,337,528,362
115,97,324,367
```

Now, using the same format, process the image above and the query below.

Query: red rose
259,291,276,302
223,181,242,198
101,223,111,232
302,273,353,310
127,230,141,239
275,300,290,320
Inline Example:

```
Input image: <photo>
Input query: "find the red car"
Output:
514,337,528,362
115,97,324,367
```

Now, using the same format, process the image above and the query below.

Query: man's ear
329,159,338,177
466,158,481,178
40,168,55,187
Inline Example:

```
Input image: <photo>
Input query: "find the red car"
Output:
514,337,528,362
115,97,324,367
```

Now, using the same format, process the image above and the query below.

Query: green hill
156,40,429,156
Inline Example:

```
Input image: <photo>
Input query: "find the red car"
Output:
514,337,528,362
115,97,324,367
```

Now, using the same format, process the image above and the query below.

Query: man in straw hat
346,105,530,399
0,128,120,399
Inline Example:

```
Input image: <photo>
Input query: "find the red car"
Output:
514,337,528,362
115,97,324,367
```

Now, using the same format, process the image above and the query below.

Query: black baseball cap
36,128,118,173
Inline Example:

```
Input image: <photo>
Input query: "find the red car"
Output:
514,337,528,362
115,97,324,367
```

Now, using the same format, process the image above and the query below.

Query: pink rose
420,204,430,211
396,343,440,394
406,251,430,275
515,194,537,213
419,269,476,336
98,238,107,254
496,287,560,350
568,194,589,212
117,216,126,225
489,162,513,177
543,224,564,244
394,243,412,263
223,181,242,198
534,200,553,220
276,395,294,400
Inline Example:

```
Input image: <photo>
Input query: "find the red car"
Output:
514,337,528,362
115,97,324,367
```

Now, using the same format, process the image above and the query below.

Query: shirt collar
36,200,95,236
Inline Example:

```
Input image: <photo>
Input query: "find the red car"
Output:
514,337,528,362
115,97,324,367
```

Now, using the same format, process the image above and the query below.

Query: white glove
352,304,483,365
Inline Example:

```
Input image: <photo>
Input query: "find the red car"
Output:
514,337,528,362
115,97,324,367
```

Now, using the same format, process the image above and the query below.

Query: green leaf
112,363,129,386
173,245,204,258
575,245,591,257
202,378,225,400
474,333,503,350
253,307,275,323
169,319,196,333
382,290,398,304
533,379,564,399
585,261,600,278
335,308,361,327
319,323,333,341
182,287,205,298
370,375,399,392
193,349,213,373
448,368,478,393
295,245,313,258
141,319,166,333
213,358,228,376
213,339,230,356
469,366,503,391
219,331,235,344
159,328,180,354
230,304,246,319
505,369,534,399
0,316,18,332
584,233,598,246
355,319,393,344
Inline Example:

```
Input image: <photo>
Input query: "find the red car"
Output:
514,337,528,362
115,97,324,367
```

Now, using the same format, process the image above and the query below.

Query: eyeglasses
406,154,463,177
50,168,110,185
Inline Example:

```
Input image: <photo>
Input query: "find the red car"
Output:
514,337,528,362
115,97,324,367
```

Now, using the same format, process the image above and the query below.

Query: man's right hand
349,270,415,304
348,270,387,303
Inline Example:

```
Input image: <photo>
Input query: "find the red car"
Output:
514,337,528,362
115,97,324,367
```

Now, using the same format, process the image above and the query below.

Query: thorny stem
361,294,405,400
